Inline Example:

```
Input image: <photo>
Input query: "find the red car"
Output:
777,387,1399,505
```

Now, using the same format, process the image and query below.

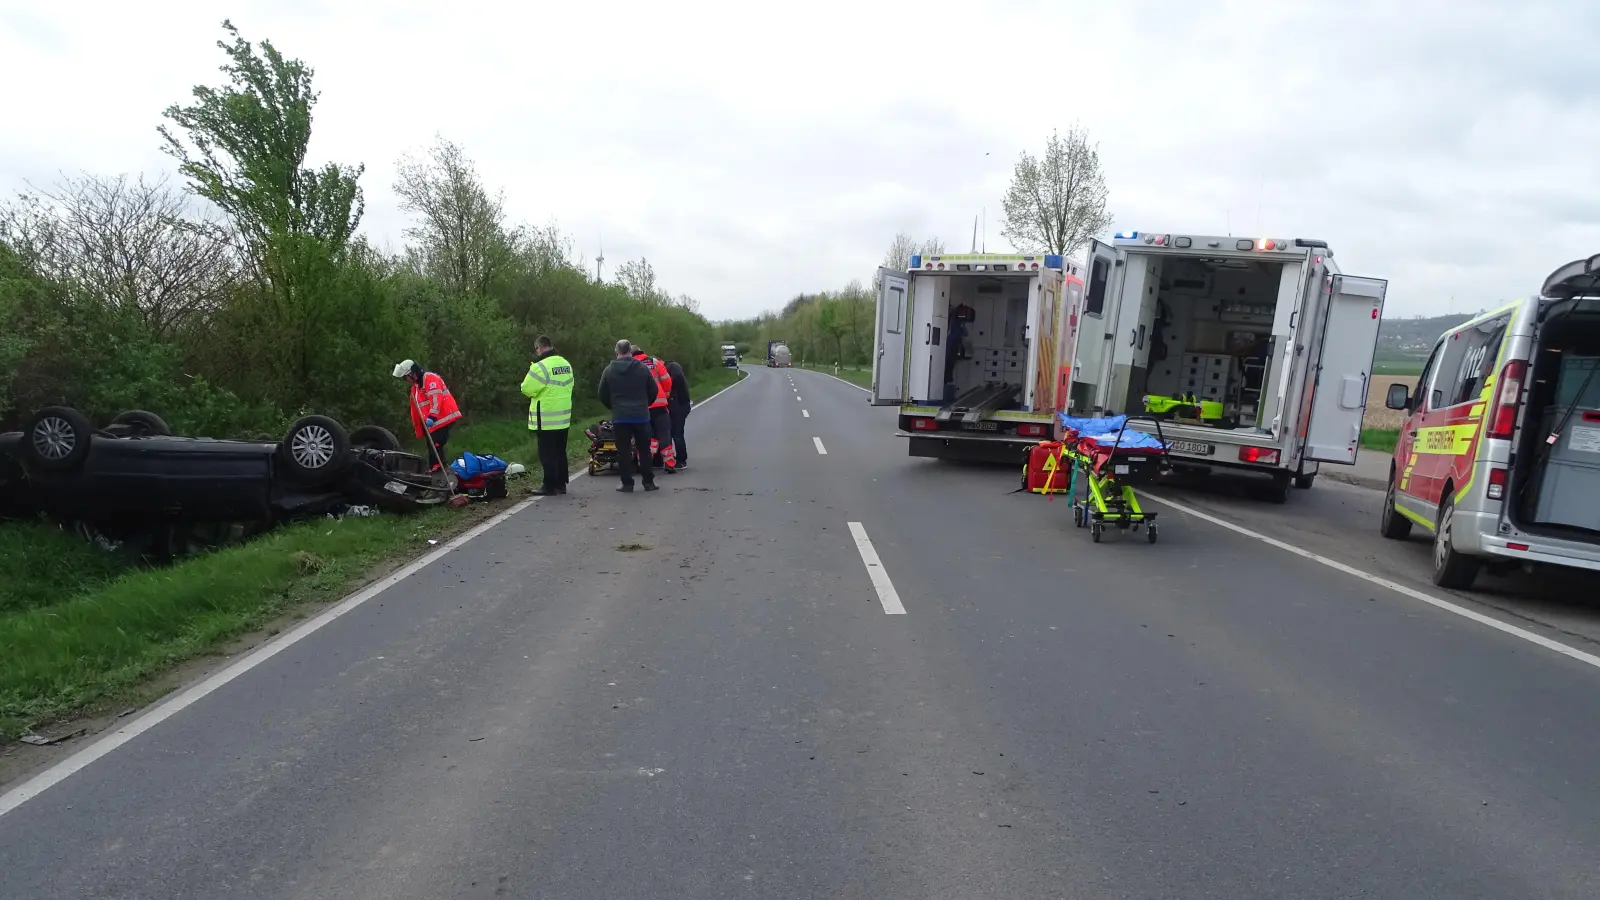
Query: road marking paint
848,523,906,615
0,371,755,820
1137,491,1600,672
802,410,810,418
796,396,802,402
813,437,828,455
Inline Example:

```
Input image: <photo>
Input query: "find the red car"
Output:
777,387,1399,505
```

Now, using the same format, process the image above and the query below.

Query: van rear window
1086,257,1110,316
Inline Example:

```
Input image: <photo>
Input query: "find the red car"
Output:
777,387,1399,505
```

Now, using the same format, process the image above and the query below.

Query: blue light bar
909,254,921,270
1044,254,1064,269
1114,231,1139,239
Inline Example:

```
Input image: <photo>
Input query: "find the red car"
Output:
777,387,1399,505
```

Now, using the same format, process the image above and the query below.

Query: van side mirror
1385,383,1411,411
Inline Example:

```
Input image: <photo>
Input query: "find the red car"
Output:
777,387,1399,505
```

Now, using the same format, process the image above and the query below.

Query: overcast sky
3,0,1596,321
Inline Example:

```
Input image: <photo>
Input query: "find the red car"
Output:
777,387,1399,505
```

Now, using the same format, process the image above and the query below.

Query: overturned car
0,407,458,555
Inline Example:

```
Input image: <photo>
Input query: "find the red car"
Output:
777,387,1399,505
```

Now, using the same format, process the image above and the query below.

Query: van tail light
1017,423,1047,437
1487,360,1527,439
1487,467,1508,500
910,417,938,431
1238,447,1280,465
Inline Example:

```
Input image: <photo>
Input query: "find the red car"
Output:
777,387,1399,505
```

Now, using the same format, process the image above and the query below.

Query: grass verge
1360,427,1400,454
798,361,872,389
0,367,745,741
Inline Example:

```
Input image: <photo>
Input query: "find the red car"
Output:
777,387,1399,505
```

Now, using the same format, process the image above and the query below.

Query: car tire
349,425,401,452
280,415,351,485
23,406,94,472
1266,473,1291,504
1293,472,1315,490
1379,474,1412,540
109,409,172,437
1431,496,1480,590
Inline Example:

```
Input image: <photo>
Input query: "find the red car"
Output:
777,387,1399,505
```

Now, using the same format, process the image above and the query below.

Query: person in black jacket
598,340,659,492
664,359,692,470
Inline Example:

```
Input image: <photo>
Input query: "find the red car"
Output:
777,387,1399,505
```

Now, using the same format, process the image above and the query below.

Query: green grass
0,366,746,741
798,361,872,389
1361,427,1400,454
1372,361,1424,376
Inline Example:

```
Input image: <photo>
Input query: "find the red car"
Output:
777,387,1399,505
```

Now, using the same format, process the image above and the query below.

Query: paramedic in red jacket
393,359,462,470
631,348,677,473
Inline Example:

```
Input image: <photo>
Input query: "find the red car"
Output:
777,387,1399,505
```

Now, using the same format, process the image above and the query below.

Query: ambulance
1069,231,1388,502
870,253,1084,462
1380,255,1600,588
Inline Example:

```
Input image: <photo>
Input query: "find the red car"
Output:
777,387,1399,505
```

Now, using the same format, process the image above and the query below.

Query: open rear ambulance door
872,267,910,406
1074,240,1123,413
1303,274,1388,463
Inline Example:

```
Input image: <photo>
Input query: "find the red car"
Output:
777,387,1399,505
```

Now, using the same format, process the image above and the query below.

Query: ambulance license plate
1169,440,1213,455
960,421,999,432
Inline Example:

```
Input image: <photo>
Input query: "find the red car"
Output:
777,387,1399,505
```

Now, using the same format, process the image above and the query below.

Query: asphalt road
4,365,1600,899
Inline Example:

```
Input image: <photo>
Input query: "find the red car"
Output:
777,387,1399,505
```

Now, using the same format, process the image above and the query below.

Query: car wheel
23,406,94,472
1431,496,1480,589
349,425,401,452
1266,473,1291,504
1379,474,1412,540
109,409,172,437
1293,472,1315,490
280,415,351,485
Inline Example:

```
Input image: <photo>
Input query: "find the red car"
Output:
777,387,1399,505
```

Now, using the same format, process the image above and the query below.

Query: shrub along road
3,364,1599,899
0,367,744,744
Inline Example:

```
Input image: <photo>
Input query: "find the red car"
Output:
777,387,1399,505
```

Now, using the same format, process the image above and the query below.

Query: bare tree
0,173,240,336
1000,125,1113,257
394,136,518,297
614,257,663,305
881,231,947,272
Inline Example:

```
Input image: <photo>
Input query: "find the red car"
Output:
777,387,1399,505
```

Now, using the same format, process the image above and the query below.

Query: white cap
392,360,416,378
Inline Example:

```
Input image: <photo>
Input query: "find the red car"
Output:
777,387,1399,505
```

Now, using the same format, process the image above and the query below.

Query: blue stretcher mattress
1056,414,1167,450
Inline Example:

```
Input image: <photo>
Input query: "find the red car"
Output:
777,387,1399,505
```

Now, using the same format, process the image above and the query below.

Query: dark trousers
613,421,655,488
427,424,452,470
670,409,688,465
535,428,569,489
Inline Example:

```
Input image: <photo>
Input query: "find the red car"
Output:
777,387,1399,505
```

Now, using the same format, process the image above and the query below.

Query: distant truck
721,344,739,368
871,253,1083,462
767,340,791,368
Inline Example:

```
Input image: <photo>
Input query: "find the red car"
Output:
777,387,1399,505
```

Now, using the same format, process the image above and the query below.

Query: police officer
521,335,576,496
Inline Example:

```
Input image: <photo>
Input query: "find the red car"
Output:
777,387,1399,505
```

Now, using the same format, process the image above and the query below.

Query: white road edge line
1137,490,1600,672
802,410,810,418
847,522,907,615
0,370,755,820
813,436,828,455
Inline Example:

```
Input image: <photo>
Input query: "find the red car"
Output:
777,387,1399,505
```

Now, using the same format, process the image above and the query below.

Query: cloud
2,0,1595,319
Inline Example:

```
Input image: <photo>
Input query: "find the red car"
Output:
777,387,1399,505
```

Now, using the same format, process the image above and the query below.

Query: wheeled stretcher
585,421,619,476
1057,415,1173,544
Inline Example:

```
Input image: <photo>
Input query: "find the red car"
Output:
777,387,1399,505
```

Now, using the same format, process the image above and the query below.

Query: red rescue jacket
633,352,671,409
410,371,462,438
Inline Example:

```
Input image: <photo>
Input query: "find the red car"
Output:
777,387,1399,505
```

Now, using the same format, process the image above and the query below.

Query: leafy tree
159,21,365,267
999,125,1113,257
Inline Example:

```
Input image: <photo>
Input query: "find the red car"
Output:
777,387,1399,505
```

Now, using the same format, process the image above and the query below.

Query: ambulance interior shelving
1512,295,1600,539
928,273,1034,409
1078,239,1298,432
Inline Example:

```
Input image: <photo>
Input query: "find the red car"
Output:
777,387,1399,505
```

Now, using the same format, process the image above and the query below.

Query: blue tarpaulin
1056,414,1166,449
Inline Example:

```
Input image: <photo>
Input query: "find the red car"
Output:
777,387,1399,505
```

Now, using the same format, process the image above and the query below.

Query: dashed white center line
847,522,906,615
812,436,828,455
802,409,810,418
796,396,802,401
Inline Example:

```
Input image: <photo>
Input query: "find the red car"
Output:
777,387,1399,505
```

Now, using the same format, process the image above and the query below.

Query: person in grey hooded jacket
598,340,658,492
